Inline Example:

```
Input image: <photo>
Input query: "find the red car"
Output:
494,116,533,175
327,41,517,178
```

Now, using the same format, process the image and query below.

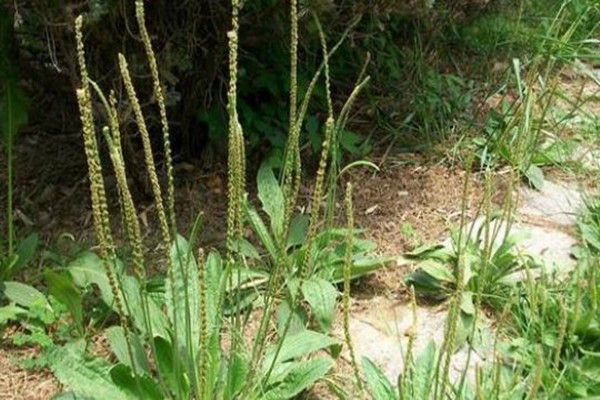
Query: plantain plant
41,1,381,399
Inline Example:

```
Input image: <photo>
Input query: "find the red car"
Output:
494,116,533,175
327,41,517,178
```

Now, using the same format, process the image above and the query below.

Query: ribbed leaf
205,251,224,331
166,234,200,354
109,364,162,400
245,201,279,261
48,340,135,400
0,82,28,147
224,351,249,399
1,281,49,309
262,358,333,400
257,162,285,240
362,357,397,400
0,304,27,324
262,330,338,374
68,252,115,307
106,326,151,375
121,275,169,339
301,278,338,332
154,336,191,398
286,215,309,249
411,340,437,399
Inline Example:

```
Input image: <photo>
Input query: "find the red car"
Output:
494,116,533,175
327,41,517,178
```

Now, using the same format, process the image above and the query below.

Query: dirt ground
0,347,59,400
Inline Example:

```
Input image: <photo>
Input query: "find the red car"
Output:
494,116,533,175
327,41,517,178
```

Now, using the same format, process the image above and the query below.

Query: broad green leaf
245,201,279,261
460,291,475,315
262,357,333,400
454,311,474,351
232,238,261,259
362,357,397,400
277,299,307,337
227,266,269,292
166,234,200,354
1,281,49,309
0,304,27,324
262,330,338,372
405,244,453,262
286,215,309,250
154,336,191,398
524,164,544,190
68,252,114,306
301,278,338,332
329,256,389,283
205,251,224,330
532,140,576,166
257,162,285,239
412,340,437,399
105,326,151,375
419,260,455,283
45,270,83,332
12,233,39,272
405,262,452,300
579,223,600,253
109,364,162,400
119,275,168,339
224,351,249,399
48,340,135,400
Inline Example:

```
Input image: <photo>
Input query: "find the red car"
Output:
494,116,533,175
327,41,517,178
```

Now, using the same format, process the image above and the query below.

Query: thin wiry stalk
135,0,176,234
281,18,359,233
342,183,364,397
400,286,418,396
434,159,473,398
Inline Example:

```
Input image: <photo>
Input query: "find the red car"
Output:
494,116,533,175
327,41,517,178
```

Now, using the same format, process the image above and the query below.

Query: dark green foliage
4,0,511,161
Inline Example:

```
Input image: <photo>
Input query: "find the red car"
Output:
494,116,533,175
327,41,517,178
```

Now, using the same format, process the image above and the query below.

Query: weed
16,1,387,399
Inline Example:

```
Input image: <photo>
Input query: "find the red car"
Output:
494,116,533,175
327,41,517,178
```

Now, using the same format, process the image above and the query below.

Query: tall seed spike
135,0,176,234
118,53,171,249
300,117,334,279
226,0,243,256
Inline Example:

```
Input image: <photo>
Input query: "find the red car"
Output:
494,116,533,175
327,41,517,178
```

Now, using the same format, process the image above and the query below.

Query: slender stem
7,133,14,259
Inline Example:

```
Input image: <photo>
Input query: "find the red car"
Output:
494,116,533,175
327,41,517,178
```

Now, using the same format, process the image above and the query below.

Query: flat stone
341,297,492,386
517,180,583,226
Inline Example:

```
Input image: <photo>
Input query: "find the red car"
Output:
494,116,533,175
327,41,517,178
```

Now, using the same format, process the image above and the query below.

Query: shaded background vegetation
2,0,510,161
1,0,598,215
